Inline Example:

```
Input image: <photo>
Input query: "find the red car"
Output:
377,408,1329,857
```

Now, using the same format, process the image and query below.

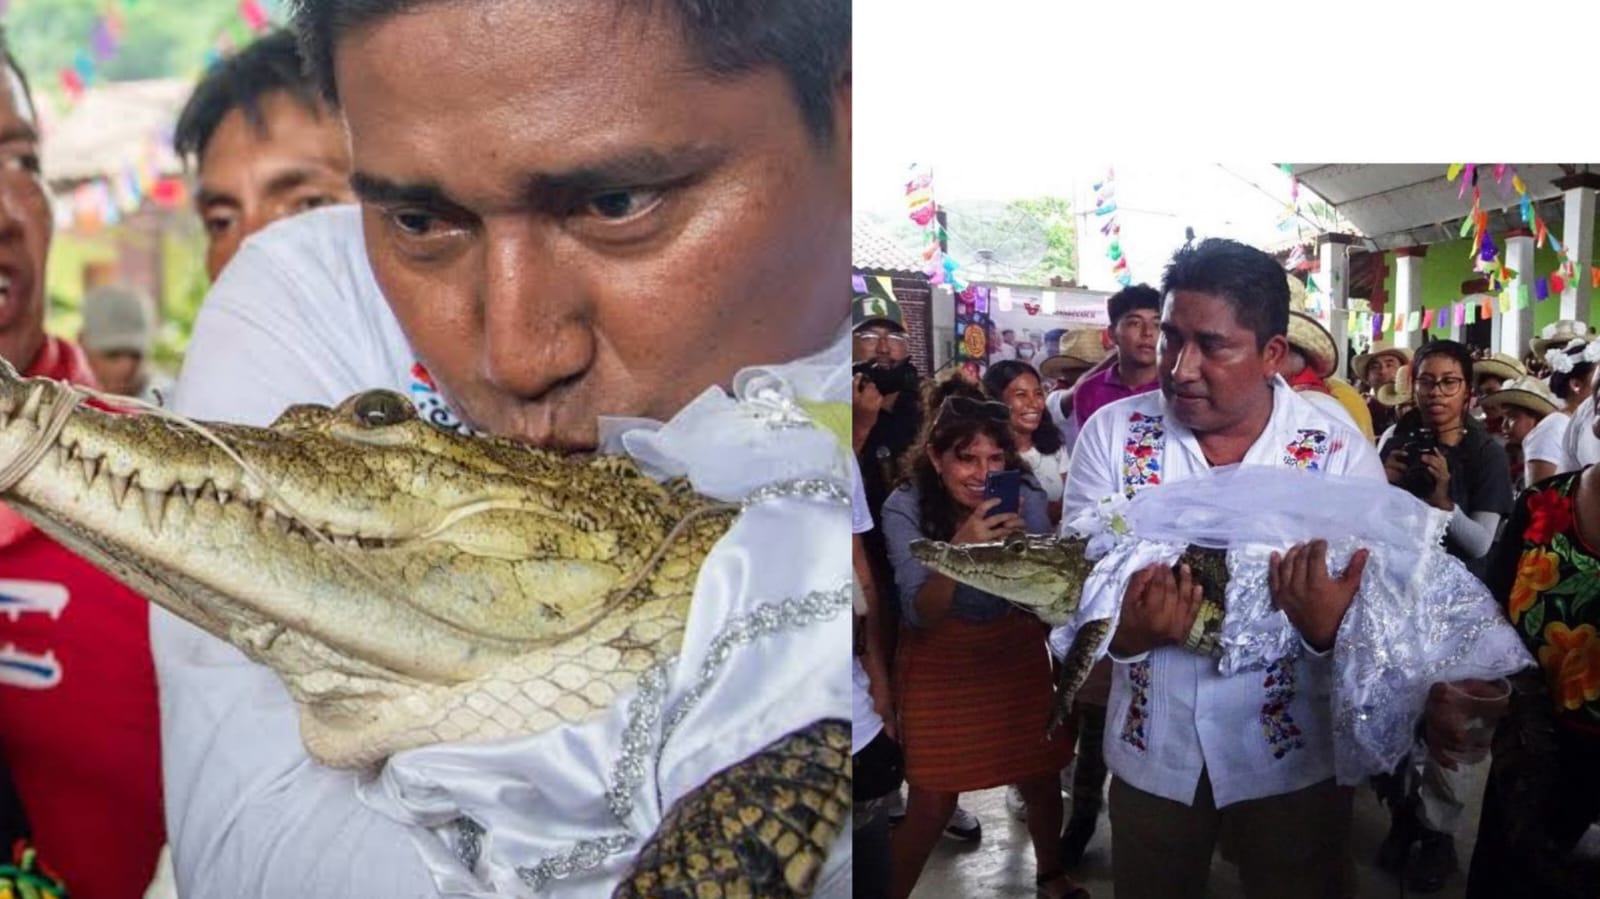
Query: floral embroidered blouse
1489,468,1600,734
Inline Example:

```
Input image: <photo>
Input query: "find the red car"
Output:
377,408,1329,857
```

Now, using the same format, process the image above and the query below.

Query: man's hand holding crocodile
1269,540,1370,653
1108,562,1203,659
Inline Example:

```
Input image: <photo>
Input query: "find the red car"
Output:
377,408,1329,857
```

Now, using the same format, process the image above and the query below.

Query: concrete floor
905,769,1487,899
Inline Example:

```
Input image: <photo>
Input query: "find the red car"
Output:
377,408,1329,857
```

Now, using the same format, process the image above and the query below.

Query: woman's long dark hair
982,359,1064,455
899,378,1025,542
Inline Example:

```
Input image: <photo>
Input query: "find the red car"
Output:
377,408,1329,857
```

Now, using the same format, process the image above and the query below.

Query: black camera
1395,428,1440,499
853,360,918,395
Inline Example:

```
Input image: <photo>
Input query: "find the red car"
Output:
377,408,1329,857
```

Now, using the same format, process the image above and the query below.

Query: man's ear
1262,334,1290,377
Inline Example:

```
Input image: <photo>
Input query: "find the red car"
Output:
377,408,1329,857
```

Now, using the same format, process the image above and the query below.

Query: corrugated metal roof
1287,163,1581,250
41,78,189,187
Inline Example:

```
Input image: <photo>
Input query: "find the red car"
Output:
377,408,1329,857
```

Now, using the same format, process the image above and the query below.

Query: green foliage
5,0,283,93
1009,196,1077,285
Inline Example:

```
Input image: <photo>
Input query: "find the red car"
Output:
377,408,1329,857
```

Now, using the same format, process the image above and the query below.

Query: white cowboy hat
1473,352,1526,386
1286,311,1338,379
1530,319,1594,356
1354,346,1413,384
1375,366,1414,407
1039,329,1108,380
1477,375,1560,417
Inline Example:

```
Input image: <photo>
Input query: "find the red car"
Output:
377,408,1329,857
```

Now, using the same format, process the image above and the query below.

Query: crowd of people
1,1,853,896
851,236,1600,898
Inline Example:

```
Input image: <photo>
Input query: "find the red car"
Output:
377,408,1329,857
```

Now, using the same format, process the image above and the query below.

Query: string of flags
61,132,187,233
54,0,278,104
1094,168,1131,287
1446,162,1599,301
904,162,965,290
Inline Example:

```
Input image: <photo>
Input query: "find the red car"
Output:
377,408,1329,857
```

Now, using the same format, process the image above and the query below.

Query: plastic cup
1434,677,1512,766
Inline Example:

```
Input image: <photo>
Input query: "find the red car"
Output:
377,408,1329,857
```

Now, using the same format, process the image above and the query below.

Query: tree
6,0,279,93
1009,196,1077,285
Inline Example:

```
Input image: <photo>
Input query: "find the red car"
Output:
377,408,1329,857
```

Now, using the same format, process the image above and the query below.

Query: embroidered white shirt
1058,377,1383,808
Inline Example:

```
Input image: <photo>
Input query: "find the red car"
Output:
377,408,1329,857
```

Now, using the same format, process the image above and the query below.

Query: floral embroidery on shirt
1120,659,1152,751
1282,429,1329,471
1260,658,1306,759
1121,413,1165,498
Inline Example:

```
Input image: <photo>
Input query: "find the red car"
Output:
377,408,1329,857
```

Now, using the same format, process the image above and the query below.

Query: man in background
174,29,353,281
0,27,165,898
78,284,172,404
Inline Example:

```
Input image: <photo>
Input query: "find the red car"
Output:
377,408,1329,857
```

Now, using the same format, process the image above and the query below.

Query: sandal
1036,870,1090,899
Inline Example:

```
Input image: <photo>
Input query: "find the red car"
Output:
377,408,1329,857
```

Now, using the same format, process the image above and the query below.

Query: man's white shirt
159,206,851,897
1058,377,1383,808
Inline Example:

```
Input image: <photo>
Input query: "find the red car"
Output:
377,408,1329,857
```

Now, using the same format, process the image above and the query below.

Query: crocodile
911,535,1228,731
0,359,847,896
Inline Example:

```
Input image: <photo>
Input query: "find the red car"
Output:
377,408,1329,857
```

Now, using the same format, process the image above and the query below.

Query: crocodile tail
615,718,851,898
1048,618,1114,737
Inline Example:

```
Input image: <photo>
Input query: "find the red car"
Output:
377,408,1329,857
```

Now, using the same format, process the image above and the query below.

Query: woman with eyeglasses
882,380,1086,899
1374,340,1513,891
984,360,1070,526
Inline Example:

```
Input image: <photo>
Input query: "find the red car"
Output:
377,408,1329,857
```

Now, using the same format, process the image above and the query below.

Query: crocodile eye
350,390,415,427
1007,538,1027,554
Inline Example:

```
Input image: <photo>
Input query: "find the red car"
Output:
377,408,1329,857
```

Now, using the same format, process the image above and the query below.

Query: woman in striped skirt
881,383,1087,899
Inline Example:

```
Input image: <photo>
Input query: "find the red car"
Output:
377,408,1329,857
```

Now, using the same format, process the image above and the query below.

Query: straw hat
1286,311,1338,379
1478,376,1560,417
1375,366,1413,407
1353,346,1412,383
1473,352,1526,386
1039,329,1108,380
1530,319,1593,356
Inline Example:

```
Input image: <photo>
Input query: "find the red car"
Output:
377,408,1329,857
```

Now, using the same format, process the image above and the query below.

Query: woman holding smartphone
881,380,1086,899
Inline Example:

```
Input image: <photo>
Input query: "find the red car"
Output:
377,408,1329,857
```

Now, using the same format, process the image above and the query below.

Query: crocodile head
909,535,1096,625
0,359,733,766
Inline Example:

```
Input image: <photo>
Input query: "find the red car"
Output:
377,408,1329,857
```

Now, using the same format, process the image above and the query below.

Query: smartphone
983,469,1022,517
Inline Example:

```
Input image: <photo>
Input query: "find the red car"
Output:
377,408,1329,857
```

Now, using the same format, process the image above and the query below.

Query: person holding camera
1374,340,1512,893
881,380,1085,899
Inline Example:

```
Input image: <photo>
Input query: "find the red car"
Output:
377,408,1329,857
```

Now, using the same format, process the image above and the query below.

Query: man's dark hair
0,27,39,123
289,0,850,142
173,30,326,168
1160,238,1289,349
1106,283,1160,326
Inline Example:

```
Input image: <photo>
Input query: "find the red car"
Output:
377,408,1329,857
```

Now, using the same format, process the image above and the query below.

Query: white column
1505,231,1536,360
1319,235,1352,377
1560,177,1597,321
1393,248,1424,350
930,283,955,371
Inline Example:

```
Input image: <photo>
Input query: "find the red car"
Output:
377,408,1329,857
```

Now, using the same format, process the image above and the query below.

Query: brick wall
890,275,933,375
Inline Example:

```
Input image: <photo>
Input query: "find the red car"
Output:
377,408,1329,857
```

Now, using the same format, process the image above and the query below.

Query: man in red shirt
0,29,165,898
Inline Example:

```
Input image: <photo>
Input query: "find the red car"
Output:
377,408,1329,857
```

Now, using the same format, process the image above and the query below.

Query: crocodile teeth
17,386,41,423
53,443,70,468
141,488,168,533
198,481,217,502
108,474,132,509
178,485,199,509
215,489,231,506
80,456,100,487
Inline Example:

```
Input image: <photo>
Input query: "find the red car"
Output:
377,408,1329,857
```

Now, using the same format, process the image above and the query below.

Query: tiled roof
853,215,928,276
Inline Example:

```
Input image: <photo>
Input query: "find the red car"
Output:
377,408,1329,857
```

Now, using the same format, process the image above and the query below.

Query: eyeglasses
1415,376,1466,397
855,332,909,347
935,395,1012,426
